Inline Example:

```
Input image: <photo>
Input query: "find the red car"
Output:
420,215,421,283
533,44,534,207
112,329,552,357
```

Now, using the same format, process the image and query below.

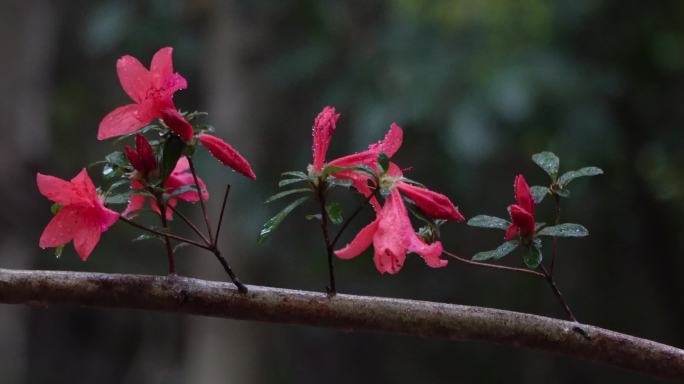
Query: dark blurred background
1,0,683,383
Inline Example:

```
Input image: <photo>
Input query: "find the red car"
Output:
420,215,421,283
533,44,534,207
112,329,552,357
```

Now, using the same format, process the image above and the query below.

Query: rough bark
0,268,682,381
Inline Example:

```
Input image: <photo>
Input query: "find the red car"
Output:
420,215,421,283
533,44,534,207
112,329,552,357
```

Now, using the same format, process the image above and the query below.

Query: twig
550,193,561,275
187,157,214,245
443,250,545,277
0,268,682,380
168,205,211,246
156,197,176,274
214,184,231,246
316,182,336,295
119,216,212,251
330,191,376,249
539,264,577,322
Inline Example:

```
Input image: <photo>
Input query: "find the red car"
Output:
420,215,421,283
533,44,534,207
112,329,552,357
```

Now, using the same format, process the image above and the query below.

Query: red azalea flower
334,188,445,274
37,169,119,261
123,134,158,178
198,132,256,180
504,175,536,241
98,47,188,140
311,106,341,173
160,108,194,142
328,123,464,221
122,157,209,220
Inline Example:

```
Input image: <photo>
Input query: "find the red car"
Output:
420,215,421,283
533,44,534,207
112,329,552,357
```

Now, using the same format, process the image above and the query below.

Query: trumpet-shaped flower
98,47,187,140
504,175,535,241
122,157,208,220
335,188,445,274
37,169,119,261
198,132,256,180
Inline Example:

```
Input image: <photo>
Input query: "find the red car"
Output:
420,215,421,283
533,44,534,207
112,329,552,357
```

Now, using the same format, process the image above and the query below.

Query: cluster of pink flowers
309,106,465,274
38,47,255,260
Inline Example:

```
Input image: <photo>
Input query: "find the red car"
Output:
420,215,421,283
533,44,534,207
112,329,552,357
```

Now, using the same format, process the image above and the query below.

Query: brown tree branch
0,268,682,380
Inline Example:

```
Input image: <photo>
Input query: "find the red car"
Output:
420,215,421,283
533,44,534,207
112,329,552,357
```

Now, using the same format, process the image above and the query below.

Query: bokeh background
2,0,683,383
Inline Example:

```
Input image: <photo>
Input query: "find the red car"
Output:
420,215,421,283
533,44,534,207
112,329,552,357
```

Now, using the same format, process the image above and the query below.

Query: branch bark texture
0,268,682,381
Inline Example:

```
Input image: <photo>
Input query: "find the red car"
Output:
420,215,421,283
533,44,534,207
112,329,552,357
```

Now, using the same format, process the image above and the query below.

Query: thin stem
539,264,577,322
330,191,376,249
316,182,336,296
187,157,214,245
214,184,231,245
550,193,561,275
119,216,212,251
211,247,247,294
168,205,211,246
443,250,545,277
156,197,176,274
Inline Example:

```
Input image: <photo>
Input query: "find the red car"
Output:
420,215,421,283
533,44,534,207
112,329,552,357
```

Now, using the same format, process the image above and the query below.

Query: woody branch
0,268,682,381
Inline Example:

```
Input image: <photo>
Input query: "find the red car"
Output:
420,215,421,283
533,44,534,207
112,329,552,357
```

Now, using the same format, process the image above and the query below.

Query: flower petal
36,173,81,206
514,174,534,214
372,191,409,274
72,216,101,261
150,47,174,86
98,104,150,140
504,224,518,241
397,182,465,221
328,123,404,169
39,206,81,248
198,133,256,180
70,169,98,200
312,106,340,172
335,218,379,260
116,55,151,104
368,122,403,158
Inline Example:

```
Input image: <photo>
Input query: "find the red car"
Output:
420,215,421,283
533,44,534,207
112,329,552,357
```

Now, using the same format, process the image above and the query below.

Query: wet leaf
472,240,519,261
325,202,343,224
264,188,310,204
530,185,550,204
537,223,588,237
523,244,543,269
558,167,603,187
467,215,510,230
258,196,309,244
532,151,560,177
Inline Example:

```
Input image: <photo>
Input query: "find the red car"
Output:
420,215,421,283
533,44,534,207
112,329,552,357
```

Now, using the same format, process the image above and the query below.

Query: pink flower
198,132,256,180
329,123,464,221
504,175,535,241
122,157,209,220
98,47,188,140
311,106,341,173
335,188,445,274
123,134,158,178
331,124,464,274
37,169,119,261
160,108,194,142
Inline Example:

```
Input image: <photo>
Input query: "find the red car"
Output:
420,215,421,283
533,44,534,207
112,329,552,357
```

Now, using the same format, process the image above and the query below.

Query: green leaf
281,171,309,180
50,203,63,215
105,192,131,205
54,245,64,259
325,202,343,225
472,240,519,261
399,176,426,188
530,186,550,204
321,165,347,177
278,178,307,188
327,177,353,189
258,196,309,244
264,188,310,204
532,151,560,177
467,215,510,230
132,233,160,242
523,244,543,269
537,223,588,237
105,151,127,167
159,136,184,182
378,152,390,172
556,188,571,198
353,164,378,178
558,167,603,187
